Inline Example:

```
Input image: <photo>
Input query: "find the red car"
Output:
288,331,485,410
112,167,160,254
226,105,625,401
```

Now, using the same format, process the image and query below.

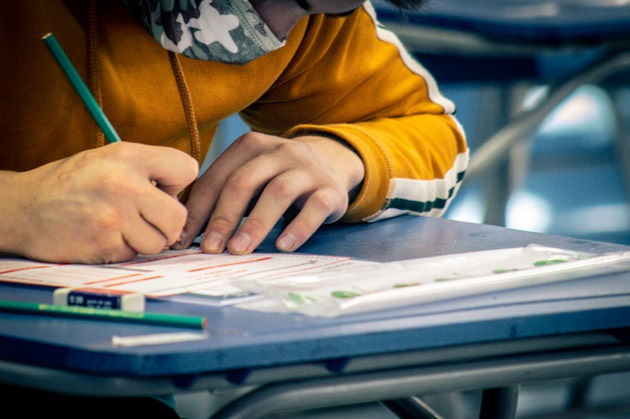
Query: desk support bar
212,344,630,419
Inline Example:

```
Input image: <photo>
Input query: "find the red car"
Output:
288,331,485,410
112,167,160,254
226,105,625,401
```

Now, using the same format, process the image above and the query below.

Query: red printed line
188,256,273,272
117,250,203,266
0,265,53,275
103,275,163,288
84,273,144,285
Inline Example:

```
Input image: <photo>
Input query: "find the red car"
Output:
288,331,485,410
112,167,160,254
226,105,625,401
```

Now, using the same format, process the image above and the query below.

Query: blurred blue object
374,0,630,45
373,0,630,246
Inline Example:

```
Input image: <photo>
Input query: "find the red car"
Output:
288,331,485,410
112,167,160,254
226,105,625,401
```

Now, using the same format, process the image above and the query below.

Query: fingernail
229,231,251,254
171,233,187,249
203,231,225,253
277,232,297,252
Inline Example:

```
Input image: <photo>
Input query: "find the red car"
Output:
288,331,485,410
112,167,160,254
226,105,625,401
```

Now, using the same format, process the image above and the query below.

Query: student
0,0,468,265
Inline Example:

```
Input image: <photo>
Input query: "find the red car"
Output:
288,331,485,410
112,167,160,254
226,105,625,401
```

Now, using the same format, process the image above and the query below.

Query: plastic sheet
234,244,630,317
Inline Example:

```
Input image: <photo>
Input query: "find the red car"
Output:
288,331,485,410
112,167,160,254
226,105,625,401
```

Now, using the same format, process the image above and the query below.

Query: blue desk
1,216,630,418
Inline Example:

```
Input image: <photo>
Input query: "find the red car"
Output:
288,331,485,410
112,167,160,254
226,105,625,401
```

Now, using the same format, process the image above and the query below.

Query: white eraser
53,287,145,312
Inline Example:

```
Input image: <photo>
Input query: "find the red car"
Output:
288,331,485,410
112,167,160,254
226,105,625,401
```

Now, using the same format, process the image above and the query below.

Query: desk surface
1,216,630,396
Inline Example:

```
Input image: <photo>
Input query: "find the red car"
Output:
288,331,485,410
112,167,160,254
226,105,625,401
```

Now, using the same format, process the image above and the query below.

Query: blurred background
443,82,630,245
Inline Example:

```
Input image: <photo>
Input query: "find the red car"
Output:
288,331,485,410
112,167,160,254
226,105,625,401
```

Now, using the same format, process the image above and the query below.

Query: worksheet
2,245,629,314
0,247,376,302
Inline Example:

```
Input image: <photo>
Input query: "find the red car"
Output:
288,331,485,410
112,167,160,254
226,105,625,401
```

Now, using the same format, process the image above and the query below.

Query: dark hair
385,0,427,9
327,0,427,18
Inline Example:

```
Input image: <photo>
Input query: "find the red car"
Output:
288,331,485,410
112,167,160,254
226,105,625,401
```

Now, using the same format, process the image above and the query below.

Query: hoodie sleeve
240,2,469,223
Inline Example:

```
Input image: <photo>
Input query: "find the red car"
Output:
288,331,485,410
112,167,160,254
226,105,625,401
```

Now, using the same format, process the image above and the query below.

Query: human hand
1,142,198,263
174,132,365,255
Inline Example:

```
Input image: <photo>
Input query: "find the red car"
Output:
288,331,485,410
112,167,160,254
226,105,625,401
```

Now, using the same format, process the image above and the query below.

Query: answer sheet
0,247,376,300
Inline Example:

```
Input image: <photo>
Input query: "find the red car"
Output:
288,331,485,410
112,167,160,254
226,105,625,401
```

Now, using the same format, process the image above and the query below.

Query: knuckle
192,172,217,195
241,216,267,234
291,216,319,236
94,205,124,232
226,169,256,194
289,226,310,244
99,170,143,196
207,215,237,235
277,142,310,163
309,191,339,215
100,141,133,161
268,178,297,201
109,141,135,157
234,132,269,150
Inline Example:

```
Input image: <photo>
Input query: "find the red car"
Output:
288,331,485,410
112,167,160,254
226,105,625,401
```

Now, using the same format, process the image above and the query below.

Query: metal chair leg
381,396,444,419
479,385,520,419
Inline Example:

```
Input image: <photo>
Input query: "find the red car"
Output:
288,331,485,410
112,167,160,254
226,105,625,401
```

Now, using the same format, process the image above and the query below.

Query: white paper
4,245,629,317
0,247,375,300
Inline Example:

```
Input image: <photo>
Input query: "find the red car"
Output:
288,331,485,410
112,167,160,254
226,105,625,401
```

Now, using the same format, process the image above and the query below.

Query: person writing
1,0,469,415
0,0,468,265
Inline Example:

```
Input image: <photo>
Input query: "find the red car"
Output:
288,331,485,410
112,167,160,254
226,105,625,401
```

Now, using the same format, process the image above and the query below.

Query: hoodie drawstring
86,0,202,169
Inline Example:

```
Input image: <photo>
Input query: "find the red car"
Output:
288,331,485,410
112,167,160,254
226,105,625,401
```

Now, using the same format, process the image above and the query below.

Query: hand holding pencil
0,34,198,264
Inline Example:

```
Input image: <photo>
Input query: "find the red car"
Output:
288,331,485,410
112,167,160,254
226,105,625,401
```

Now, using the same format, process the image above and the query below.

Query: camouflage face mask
124,0,285,64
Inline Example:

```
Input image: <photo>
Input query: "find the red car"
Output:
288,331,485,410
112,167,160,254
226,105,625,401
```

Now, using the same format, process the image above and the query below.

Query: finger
174,136,268,249
200,164,269,254
276,188,346,253
106,191,167,255
200,144,299,254
129,144,200,197
227,171,310,255
137,188,189,247
122,212,170,255
172,165,236,250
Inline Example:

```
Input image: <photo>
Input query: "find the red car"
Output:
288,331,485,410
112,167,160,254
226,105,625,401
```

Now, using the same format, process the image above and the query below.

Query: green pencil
42,32,122,143
0,299,207,329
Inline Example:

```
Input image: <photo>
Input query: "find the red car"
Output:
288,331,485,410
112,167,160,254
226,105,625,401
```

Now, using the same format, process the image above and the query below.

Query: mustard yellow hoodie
0,0,468,223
